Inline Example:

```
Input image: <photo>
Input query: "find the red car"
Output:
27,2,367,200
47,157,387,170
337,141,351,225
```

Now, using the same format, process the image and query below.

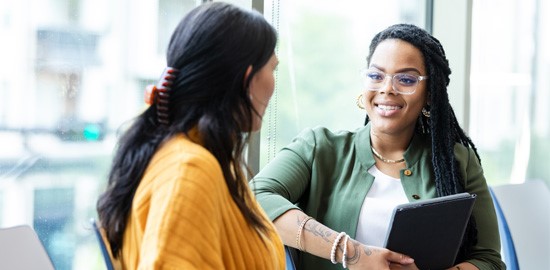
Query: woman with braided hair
252,24,504,269
96,2,283,269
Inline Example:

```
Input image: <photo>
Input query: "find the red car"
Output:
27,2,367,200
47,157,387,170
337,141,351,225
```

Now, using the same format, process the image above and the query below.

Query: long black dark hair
364,24,479,262
97,2,277,257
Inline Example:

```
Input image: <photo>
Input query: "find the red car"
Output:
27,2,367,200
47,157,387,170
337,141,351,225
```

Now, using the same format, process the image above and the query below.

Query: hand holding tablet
383,193,477,269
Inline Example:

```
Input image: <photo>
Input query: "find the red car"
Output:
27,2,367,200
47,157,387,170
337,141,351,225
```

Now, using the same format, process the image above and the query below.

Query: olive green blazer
252,123,505,270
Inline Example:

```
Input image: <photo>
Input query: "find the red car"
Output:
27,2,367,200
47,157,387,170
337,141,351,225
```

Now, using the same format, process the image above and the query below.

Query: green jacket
252,124,505,270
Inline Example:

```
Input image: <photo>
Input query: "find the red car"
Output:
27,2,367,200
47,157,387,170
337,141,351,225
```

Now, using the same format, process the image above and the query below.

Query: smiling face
363,39,428,138
248,53,279,131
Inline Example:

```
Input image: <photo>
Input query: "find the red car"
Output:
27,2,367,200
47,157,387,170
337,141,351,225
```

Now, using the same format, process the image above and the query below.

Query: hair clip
157,68,179,89
143,68,180,106
145,67,180,126
144,85,158,105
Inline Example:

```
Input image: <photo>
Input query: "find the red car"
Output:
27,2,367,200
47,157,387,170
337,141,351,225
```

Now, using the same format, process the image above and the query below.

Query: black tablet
383,193,476,269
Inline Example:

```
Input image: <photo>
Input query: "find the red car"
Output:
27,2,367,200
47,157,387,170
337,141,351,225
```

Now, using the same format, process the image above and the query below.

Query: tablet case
383,193,476,269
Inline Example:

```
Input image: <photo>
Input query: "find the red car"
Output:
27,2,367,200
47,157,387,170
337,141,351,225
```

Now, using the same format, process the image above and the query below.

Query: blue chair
91,218,115,270
491,180,550,269
489,188,519,270
285,246,296,270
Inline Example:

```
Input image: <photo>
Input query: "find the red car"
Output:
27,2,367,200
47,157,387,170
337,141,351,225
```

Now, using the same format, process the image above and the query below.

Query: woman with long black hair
252,24,505,270
97,2,283,269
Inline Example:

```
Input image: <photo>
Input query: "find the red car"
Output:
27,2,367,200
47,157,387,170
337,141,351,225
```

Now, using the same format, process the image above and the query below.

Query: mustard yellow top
119,133,285,270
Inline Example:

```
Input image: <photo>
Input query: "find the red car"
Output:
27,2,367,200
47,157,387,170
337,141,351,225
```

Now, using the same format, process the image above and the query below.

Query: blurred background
0,0,548,269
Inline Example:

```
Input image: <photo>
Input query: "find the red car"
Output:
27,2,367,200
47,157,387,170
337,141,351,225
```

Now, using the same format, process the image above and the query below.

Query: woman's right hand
346,242,415,270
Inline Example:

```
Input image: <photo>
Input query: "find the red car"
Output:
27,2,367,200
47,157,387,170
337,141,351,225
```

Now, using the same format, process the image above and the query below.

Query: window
0,0,429,268
470,0,550,187
0,0,197,268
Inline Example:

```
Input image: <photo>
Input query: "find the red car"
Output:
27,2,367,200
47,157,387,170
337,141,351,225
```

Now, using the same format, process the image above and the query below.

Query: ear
243,65,253,88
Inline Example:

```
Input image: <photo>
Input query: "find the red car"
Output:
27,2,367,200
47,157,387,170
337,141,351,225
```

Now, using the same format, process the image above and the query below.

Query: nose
378,75,397,94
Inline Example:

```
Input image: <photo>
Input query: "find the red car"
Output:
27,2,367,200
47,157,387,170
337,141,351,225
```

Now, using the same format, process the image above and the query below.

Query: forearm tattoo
296,217,376,266
345,241,361,265
303,220,334,244
345,240,375,266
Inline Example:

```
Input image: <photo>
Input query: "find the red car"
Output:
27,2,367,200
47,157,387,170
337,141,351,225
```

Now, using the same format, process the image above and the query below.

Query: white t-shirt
355,165,409,247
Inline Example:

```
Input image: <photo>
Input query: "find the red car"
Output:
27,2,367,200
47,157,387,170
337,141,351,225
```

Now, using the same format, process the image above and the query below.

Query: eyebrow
369,64,422,74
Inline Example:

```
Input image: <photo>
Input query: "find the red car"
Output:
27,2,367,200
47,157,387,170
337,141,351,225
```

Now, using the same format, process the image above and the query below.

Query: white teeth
378,104,401,111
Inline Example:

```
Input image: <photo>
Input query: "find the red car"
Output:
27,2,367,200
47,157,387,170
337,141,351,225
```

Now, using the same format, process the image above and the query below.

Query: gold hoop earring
422,107,431,118
356,94,365,110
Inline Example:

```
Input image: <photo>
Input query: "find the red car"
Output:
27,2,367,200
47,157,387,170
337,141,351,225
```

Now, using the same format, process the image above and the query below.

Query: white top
355,165,409,247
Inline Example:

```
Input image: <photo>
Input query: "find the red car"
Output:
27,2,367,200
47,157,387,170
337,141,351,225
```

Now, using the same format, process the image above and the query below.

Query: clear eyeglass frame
360,68,428,95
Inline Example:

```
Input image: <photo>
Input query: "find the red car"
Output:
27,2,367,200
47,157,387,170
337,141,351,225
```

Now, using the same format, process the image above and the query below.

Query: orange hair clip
144,67,180,106
144,84,158,105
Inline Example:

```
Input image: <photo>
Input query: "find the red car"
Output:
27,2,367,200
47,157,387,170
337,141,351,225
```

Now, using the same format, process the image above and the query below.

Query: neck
370,132,411,148
369,129,412,163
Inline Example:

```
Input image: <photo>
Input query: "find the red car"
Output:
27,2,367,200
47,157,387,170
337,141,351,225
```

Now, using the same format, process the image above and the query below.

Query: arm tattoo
304,220,334,244
295,215,302,225
346,241,377,266
345,240,361,265
363,246,373,256
298,218,370,265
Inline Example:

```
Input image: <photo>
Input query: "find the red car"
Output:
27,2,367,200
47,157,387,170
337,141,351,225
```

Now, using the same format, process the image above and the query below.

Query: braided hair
364,24,480,262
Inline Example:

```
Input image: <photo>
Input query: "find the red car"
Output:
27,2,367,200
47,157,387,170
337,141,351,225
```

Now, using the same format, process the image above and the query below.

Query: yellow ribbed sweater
119,134,285,269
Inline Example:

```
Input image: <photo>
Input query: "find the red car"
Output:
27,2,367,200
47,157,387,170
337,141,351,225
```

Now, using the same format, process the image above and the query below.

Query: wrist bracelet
342,235,350,268
296,216,314,251
330,232,346,264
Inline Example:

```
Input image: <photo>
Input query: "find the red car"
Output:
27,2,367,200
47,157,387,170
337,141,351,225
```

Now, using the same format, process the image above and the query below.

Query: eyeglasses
361,69,428,95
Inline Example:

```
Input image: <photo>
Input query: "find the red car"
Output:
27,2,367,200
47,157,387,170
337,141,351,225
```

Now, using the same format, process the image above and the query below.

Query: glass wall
0,0,425,269
0,0,197,269
470,0,550,187
8,0,547,269
0,1,427,267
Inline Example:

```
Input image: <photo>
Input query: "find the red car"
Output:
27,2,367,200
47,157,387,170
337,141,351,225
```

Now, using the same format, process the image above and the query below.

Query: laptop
383,193,476,269
0,225,55,270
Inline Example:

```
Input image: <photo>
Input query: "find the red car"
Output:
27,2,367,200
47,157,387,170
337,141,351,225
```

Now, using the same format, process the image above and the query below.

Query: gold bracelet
296,216,314,251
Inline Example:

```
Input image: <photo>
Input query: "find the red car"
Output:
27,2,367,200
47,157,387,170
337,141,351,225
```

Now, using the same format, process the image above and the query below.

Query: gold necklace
371,147,405,164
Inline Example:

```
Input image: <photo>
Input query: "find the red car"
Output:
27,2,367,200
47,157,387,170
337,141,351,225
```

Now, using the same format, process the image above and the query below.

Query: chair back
489,187,519,270
0,225,55,270
491,180,550,269
91,218,115,270
285,246,296,270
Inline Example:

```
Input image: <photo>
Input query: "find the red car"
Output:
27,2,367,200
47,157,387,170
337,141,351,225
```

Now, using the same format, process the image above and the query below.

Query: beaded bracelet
296,216,314,251
342,235,350,268
330,232,347,264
